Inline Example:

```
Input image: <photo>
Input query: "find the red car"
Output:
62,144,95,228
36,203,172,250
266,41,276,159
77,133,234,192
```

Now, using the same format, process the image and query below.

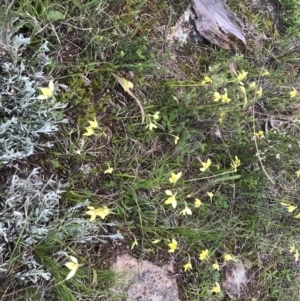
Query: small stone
111,254,180,301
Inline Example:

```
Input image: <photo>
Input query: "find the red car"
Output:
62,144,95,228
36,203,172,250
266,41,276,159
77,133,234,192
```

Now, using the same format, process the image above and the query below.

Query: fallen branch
192,0,246,49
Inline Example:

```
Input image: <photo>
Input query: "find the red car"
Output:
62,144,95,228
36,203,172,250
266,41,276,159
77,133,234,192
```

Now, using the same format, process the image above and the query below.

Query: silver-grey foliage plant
2,167,122,285
0,16,122,290
0,16,68,165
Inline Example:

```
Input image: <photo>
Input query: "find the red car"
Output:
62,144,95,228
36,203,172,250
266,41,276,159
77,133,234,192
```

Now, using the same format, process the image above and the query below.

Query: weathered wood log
191,0,246,49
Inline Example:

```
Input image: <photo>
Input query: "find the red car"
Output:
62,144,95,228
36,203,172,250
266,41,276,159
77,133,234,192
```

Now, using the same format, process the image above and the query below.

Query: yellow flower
146,121,158,131
281,202,297,212
173,135,180,145
236,70,248,82
165,190,177,208
207,192,214,200
194,199,202,208
221,91,231,103
261,69,270,76
224,254,235,261
86,206,110,221
201,76,212,85
290,244,296,253
169,172,182,185
180,202,192,216
87,117,99,129
294,213,300,219
65,256,80,280
183,261,192,271
200,159,211,171
256,87,263,97
296,170,300,177
153,111,160,120
104,164,113,174
199,249,209,261
168,239,178,253
254,130,264,138
213,89,231,103
211,282,221,294
295,250,299,262
249,82,256,89
37,80,55,100
83,127,95,136
288,205,297,213
212,261,220,271
205,76,212,83
231,156,241,172
290,87,298,98
214,92,221,102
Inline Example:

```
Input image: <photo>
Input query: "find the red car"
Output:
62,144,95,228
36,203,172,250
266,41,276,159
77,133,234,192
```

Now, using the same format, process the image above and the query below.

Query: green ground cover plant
1,0,300,300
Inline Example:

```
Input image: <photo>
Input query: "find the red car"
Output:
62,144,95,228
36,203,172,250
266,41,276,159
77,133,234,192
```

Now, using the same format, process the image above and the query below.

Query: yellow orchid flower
199,249,209,261
180,202,192,216
169,172,182,185
200,159,211,171
214,92,221,102
288,205,297,213
249,81,256,89
261,69,270,76
221,91,231,103
290,87,298,98
231,156,241,172
168,239,178,253
280,202,297,212
212,261,220,271
224,253,235,261
207,192,214,200
88,117,99,129
83,127,95,136
65,256,80,280
254,130,264,138
183,261,192,271
104,163,114,174
194,198,202,208
236,70,248,82
201,76,212,85
153,111,160,120
145,121,157,131
165,190,177,208
86,206,110,221
173,135,180,145
211,282,221,294
37,80,55,100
